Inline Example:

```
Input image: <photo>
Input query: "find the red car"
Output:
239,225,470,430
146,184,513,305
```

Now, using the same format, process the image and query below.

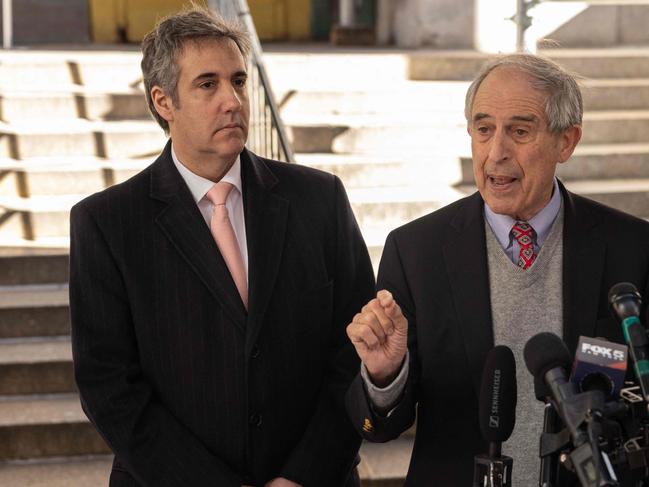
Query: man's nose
222,84,243,112
488,129,511,162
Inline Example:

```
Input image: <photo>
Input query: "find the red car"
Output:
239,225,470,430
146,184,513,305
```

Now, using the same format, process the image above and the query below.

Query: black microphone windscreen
609,282,641,320
479,345,517,443
523,332,571,381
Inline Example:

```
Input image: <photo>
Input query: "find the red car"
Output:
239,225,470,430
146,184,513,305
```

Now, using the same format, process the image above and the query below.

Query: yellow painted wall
88,0,311,43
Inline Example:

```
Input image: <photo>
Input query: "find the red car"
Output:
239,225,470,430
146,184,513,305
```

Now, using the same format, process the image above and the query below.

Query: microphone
608,282,649,402
473,345,516,487
524,332,618,486
571,336,628,400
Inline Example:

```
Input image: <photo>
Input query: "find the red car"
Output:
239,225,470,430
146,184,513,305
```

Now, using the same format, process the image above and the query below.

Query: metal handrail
208,0,295,163
2,0,12,48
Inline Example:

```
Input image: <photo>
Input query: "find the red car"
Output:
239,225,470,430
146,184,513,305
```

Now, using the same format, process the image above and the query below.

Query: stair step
0,438,414,487
457,179,649,219
0,455,113,487
358,437,413,486
0,394,108,459
279,82,469,117
582,79,649,110
295,153,461,189
460,143,649,184
0,337,74,395
540,3,649,49
349,185,464,229
0,283,69,309
0,50,143,90
0,120,166,159
0,90,149,122
287,114,468,155
407,48,649,81
582,110,649,144
0,194,85,239
0,247,68,285
0,157,152,197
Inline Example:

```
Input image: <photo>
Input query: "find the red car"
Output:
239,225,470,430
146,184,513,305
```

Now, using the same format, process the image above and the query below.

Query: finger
361,299,395,337
377,290,408,332
346,322,381,350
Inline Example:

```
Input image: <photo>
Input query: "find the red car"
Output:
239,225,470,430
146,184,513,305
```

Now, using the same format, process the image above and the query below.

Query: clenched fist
346,290,408,387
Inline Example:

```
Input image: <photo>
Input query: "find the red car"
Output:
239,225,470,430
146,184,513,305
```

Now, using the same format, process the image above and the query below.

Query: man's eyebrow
193,72,218,82
511,114,538,123
472,113,490,122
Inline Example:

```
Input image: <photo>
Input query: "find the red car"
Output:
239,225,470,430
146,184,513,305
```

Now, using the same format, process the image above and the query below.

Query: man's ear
557,125,582,164
151,86,174,123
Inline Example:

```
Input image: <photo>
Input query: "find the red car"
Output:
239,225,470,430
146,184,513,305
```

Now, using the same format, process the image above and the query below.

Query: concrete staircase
2,39,649,485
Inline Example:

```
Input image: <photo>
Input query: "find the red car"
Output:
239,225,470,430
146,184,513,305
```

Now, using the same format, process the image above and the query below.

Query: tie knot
511,221,535,246
206,181,233,206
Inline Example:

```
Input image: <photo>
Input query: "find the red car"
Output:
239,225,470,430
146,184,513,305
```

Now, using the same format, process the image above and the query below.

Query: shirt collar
171,143,243,204
484,177,562,249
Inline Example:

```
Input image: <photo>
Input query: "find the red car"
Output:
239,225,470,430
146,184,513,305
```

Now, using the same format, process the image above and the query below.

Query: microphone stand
473,442,513,487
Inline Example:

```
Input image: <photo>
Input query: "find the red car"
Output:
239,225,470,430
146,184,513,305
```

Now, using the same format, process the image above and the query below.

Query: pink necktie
206,182,248,309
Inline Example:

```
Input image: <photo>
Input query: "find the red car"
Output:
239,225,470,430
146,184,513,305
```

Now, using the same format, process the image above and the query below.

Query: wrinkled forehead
471,67,549,120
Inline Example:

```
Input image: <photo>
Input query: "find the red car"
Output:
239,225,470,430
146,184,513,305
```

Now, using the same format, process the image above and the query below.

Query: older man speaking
346,53,649,485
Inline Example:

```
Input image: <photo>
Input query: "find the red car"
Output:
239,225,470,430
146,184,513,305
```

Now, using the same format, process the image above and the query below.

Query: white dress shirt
171,145,249,281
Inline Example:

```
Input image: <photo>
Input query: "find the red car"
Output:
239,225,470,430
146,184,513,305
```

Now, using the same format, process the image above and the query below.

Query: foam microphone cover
524,332,572,400
479,345,517,443
609,282,641,320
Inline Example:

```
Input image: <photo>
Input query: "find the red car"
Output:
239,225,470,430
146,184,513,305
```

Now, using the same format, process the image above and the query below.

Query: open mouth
489,176,517,188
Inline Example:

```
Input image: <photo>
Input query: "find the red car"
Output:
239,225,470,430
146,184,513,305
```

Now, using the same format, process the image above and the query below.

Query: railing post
340,0,355,27
512,0,540,52
2,0,12,49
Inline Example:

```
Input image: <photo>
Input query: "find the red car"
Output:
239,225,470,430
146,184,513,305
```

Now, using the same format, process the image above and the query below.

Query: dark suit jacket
346,181,649,486
70,142,375,487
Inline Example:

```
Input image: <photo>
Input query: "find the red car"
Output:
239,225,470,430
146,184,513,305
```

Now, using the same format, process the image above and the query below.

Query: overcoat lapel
150,142,247,330
241,149,289,352
442,192,494,395
560,182,605,353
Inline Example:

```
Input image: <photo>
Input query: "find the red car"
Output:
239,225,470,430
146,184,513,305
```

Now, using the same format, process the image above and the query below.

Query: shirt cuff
360,351,409,415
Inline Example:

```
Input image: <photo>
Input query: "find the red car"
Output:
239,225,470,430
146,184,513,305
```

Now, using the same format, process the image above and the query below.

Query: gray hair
141,6,251,133
464,53,583,134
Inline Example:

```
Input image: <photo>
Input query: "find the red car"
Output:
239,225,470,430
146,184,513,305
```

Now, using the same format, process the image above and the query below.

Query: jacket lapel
150,142,247,330
560,182,605,353
241,150,289,351
442,192,494,396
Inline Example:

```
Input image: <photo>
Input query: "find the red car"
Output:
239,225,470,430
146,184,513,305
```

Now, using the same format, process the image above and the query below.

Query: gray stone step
582,79,649,111
279,79,649,117
459,143,649,184
0,90,149,122
0,194,84,239
0,439,413,486
288,115,468,155
0,247,68,285
348,185,463,229
582,110,649,144
457,178,649,219
0,120,166,159
0,283,69,339
358,437,413,487
0,337,74,395
278,82,469,117
0,455,113,487
0,51,143,90
541,3,649,49
0,394,108,460
0,157,152,197
408,48,649,81
296,153,461,190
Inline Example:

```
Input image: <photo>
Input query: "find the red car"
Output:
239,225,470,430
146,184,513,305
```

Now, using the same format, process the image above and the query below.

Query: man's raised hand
346,290,408,387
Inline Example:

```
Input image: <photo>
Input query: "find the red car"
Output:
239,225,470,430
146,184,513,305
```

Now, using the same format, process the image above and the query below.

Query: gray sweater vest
485,205,564,486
